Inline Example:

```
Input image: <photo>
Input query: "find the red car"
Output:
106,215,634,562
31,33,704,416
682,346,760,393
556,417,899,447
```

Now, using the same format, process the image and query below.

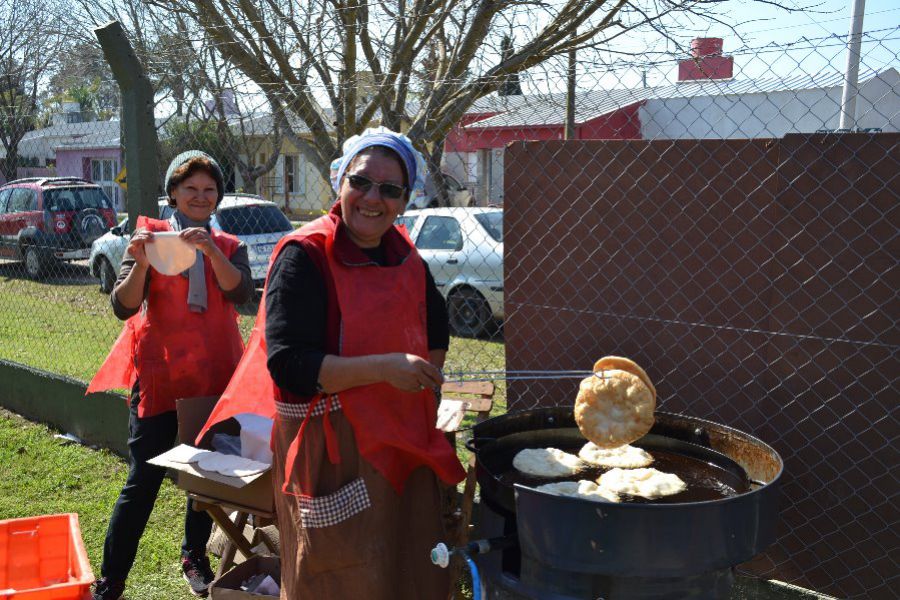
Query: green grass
0,266,503,599
0,268,503,387
0,408,204,599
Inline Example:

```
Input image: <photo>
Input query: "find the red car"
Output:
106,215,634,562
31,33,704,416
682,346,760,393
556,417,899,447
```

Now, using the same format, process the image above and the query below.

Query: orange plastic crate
0,514,94,600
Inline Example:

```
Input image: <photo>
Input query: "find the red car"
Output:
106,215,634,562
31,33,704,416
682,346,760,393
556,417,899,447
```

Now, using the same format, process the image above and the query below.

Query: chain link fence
0,6,896,598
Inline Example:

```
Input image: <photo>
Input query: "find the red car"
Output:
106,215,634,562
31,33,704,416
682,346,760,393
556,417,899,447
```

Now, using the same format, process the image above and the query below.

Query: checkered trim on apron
275,396,342,419
298,477,371,528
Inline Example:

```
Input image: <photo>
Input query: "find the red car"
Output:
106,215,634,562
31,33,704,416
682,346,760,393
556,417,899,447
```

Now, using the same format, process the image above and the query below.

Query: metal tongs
440,369,599,383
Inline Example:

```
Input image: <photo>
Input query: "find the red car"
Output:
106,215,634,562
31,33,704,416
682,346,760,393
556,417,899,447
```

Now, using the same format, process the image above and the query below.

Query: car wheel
98,256,117,294
75,208,106,246
23,246,47,280
448,288,492,338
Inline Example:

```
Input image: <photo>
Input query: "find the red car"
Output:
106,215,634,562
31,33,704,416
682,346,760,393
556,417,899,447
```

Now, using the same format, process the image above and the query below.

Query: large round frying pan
468,426,750,514
468,407,784,577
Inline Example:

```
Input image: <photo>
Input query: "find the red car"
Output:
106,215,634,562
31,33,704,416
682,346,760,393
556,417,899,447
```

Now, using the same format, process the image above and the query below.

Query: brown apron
272,401,451,599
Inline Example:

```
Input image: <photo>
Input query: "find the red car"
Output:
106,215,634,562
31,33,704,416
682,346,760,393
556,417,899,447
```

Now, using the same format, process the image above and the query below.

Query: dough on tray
597,467,687,499
197,452,270,477
536,480,620,503
512,447,584,478
578,442,653,468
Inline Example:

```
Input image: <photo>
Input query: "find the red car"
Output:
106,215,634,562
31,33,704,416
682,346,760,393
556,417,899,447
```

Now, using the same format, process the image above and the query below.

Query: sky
522,0,900,93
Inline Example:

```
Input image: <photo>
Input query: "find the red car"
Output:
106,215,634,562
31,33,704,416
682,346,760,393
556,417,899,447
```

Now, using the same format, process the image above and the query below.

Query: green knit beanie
164,150,225,203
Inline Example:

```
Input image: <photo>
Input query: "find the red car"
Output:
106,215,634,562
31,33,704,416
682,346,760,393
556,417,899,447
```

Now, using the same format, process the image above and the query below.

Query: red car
0,177,117,279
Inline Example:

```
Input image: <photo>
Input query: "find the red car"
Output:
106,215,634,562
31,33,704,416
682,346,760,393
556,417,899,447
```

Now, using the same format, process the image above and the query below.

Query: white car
396,207,503,337
89,194,294,293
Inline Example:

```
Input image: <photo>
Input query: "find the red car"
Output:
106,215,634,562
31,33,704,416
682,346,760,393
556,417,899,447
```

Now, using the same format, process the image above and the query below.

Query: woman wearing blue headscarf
262,129,465,597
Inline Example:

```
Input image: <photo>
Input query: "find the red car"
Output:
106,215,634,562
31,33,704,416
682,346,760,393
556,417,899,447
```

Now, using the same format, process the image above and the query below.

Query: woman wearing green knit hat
87,151,254,600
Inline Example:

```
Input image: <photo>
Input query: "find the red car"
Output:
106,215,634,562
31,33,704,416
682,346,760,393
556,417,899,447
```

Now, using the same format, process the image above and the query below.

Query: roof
405,206,502,216
218,194,277,209
466,67,898,130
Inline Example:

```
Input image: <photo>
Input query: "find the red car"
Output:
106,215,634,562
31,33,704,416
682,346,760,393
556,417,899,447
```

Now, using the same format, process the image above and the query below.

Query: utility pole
565,32,577,140
839,0,866,130
95,21,160,229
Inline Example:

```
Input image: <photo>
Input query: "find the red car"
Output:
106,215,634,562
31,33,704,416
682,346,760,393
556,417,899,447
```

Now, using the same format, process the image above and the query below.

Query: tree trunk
426,144,448,207
1,151,17,182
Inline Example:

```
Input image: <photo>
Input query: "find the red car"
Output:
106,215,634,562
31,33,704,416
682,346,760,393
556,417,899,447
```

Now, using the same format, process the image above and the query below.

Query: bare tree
0,0,68,180
145,0,798,192
67,0,283,194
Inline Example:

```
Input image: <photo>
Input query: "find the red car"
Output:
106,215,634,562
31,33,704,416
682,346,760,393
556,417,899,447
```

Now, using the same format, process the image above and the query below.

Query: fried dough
597,467,686,499
578,442,654,468
574,368,655,448
536,480,620,503
512,447,584,478
592,356,657,402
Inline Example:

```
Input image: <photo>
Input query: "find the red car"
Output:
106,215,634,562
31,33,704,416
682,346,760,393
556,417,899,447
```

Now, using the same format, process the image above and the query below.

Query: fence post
95,21,160,229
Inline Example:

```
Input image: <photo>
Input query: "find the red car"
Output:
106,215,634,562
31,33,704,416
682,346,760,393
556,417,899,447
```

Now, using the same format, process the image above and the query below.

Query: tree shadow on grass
0,259,97,287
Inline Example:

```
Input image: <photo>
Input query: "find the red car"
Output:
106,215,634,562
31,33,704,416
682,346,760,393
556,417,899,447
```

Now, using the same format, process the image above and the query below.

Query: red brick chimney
678,38,733,81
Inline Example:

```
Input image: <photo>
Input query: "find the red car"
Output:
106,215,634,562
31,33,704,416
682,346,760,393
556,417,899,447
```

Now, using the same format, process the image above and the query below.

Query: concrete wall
0,360,129,457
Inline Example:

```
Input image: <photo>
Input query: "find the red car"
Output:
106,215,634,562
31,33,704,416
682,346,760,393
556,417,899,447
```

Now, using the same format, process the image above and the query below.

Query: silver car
89,194,294,292
396,207,503,337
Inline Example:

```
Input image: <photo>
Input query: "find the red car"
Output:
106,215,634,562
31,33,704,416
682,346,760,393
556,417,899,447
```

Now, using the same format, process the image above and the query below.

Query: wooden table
188,492,277,576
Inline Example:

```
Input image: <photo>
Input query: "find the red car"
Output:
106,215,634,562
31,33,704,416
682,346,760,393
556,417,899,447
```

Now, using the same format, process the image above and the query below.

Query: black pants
101,389,213,581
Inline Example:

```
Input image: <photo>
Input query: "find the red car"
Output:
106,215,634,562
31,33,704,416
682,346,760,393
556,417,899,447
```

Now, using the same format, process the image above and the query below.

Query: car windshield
214,204,292,235
474,211,503,242
44,187,112,211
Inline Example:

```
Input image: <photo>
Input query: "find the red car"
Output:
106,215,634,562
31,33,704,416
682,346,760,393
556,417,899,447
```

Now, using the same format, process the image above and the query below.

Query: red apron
199,212,464,495
86,216,245,418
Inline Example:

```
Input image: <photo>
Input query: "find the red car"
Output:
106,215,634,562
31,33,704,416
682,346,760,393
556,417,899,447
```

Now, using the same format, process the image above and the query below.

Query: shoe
92,577,125,600
181,553,215,597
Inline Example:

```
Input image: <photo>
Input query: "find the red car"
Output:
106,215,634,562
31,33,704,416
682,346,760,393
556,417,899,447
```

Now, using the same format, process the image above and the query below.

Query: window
7,189,36,212
214,204,292,235
475,211,503,242
285,155,297,193
0,189,11,213
91,158,120,209
44,188,111,211
416,216,462,251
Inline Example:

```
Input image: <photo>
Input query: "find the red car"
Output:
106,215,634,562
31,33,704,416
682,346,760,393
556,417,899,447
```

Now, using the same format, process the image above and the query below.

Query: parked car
406,172,474,210
89,193,294,293
89,217,130,293
0,177,117,279
396,207,503,337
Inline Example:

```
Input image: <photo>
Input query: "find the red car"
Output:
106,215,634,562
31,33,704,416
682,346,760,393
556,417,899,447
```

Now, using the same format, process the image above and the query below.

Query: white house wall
639,74,899,139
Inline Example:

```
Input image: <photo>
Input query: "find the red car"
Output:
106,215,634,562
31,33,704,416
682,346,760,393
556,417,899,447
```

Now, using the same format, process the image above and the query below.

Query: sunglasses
345,173,407,200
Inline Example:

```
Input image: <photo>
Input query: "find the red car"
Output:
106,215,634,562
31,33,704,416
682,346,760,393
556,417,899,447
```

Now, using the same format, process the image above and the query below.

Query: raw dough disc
512,447,584,478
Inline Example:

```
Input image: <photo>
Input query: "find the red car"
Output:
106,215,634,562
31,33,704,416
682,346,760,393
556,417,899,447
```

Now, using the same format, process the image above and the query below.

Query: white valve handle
430,542,450,568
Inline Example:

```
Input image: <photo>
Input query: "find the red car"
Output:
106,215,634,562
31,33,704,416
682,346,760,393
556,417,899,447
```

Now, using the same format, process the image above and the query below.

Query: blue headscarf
330,128,428,204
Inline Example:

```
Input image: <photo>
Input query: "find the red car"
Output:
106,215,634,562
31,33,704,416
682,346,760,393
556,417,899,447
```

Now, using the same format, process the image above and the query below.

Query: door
91,158,120,210
0,188,12,256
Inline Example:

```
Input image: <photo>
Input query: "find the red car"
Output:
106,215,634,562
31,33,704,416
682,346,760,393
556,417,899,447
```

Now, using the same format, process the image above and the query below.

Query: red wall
445,102,644,153
578,102,643,139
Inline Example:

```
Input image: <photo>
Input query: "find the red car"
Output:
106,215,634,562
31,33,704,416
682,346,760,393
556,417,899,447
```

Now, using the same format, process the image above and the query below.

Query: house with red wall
444,38,899,205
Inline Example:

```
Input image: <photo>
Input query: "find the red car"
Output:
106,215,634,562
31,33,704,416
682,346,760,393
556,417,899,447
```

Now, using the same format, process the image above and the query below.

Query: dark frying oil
500,448,740,504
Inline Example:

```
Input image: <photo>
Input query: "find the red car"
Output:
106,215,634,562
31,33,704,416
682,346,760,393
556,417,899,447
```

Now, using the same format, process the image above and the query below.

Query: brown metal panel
503,133,898,599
